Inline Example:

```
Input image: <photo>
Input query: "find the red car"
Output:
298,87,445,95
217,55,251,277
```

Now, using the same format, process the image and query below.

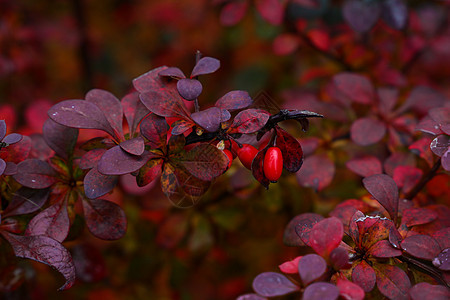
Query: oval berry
223,149,233,170
237,144,259,170
264,147,283,182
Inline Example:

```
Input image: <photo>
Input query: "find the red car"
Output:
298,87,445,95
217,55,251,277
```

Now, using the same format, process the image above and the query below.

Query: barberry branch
404,160,441,200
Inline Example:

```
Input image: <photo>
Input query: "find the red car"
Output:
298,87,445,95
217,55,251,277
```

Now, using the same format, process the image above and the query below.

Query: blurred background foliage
1,0,449,299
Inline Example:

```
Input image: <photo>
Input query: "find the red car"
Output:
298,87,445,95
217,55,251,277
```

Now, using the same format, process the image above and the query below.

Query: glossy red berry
263,147,283,182
223,149,233,170
237,144,259,170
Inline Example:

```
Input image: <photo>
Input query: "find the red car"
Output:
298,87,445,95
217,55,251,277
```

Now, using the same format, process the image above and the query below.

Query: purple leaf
137,158,163,187
133,66,169,93
351,117,386,146
363,174,399,222
82,199,127,240
375,264,411,300
159,67,186,79
43,119,78,159
296,154,335,191
215,90,253,111
14,159,58,189
377,87,399,115
433,248,450,271
140,114,169,149
251,148,270,189
86,89,124,140
25,201,69,243
4,162,17,175
121,92,150,136
220,1,248,26
430,135,450,157
409,282,450,300
252,272,299,297
443,149,450,171
139,89,189,118
329,247,349,270
346,156,383,177
29,134,53,160
48,100,115,137
84,166,119,199
0,159,5,175
369,240,402,258
220,109,231,123
79,148,107,170
343,0,381,33
191,107,222,132
232,109,270,134
119,136,145,156
236,294,267,300
0,119,6,140
298,254,327,285
3,133,22,145
333,73,375,104
2,188,50,218
177,78,203,101
179,144,229,181
97,145,150,176
284,213,323,247
401,235,441,260
303,282,339,300
191,57,220,77
0,232,75,290
381,0,408,30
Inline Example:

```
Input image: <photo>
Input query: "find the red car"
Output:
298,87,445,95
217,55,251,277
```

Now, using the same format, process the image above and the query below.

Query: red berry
223,149,233,170
263,147,283,182
237,144,259,170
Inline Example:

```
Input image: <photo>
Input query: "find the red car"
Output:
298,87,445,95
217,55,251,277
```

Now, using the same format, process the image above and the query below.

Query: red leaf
330,199,372,230
220,1,248,26
309,217,343,258
346,156,382,177
363,174,399,222
252,272,299,297
383,152,416,176
401,234,441,260
278,256,302,274
401,207,437,227
275,127,303,173
14,159,58,189
231,109,270,134
255,0,285,26
329,247,350,270
79,149,107,170
351,261,376,292
409,282,450,300
368,240,402,258
215,90,253,111
375,264,411,300
432,227,450,249
273,34,300,56
156,213,189,249
356,216,394,249
158,67,186,79
140,114,169,149
283,213,323,247
139,86,190,119
343,0,381,33
349,210,365,246
25,201,69,243
251,148,270,189
298,254,327,285
393,166,423,194
97,146,151,176
86,89,124,140
336,277,365,300
179,144,229,181
1,232,75,290
307,29,330,52
377,87,399,115
82,198,127,240
333,73,375,104
137,158,163,187
296,154,335,191
84,166,119,199
409,137,434,168
48,100,115,137
351,117,386,146
303,282,339,300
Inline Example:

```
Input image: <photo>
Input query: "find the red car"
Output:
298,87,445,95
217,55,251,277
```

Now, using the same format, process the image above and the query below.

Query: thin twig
404,160,441,200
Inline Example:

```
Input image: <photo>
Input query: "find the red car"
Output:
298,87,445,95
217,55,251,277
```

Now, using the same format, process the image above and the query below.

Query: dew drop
432,257,441,267
31,179,36,183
